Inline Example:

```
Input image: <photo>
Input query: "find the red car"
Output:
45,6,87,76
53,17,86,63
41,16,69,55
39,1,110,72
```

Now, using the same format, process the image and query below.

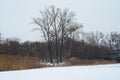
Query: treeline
64,31,120,59
0,32,120,61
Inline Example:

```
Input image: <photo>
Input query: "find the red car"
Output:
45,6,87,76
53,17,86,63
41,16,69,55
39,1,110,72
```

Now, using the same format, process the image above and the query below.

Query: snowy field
0,64,120,80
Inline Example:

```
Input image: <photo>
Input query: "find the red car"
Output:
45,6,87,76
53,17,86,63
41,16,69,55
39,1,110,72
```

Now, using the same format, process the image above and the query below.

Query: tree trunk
48,42,53,63
55,37,59,63
60,39,63,62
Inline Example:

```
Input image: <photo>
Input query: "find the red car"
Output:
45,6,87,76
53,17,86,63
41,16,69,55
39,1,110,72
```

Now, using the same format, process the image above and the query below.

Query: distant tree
107,32,120,50
5,38,20,55
82,32,104,46
71,31,107,59
33,6,81,63
21,41,32,56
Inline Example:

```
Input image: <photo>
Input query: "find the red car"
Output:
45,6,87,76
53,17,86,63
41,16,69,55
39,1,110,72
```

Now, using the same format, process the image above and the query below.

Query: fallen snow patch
0,63,120,80
40,62,69,66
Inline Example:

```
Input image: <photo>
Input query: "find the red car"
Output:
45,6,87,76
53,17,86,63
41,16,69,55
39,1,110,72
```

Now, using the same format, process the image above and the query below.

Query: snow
40,62,68,66
0,64,120,80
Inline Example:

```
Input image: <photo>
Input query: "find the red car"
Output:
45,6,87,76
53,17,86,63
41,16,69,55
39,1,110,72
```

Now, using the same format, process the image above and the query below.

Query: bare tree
107,32,120,50
33,6,81,63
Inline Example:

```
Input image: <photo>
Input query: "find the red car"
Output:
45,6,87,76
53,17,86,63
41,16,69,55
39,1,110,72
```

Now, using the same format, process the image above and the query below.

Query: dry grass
65,57,117,66
0,54,117,71
0,54,45,71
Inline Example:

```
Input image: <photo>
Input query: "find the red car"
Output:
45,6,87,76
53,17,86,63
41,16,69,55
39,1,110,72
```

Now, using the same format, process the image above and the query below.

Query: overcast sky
0,0,120,41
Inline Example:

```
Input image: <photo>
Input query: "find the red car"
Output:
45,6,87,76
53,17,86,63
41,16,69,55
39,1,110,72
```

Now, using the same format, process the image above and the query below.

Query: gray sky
1,0,120,41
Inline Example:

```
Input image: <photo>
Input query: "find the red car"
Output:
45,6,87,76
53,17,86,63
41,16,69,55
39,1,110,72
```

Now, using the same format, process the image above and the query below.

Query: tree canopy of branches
33,6,81,63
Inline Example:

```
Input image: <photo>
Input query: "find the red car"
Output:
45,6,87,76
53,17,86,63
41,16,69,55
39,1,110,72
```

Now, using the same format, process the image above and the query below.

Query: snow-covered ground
0,64,120,80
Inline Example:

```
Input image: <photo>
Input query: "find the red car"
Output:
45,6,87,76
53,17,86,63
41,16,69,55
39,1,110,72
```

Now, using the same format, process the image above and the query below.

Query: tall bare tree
33,6,81,63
